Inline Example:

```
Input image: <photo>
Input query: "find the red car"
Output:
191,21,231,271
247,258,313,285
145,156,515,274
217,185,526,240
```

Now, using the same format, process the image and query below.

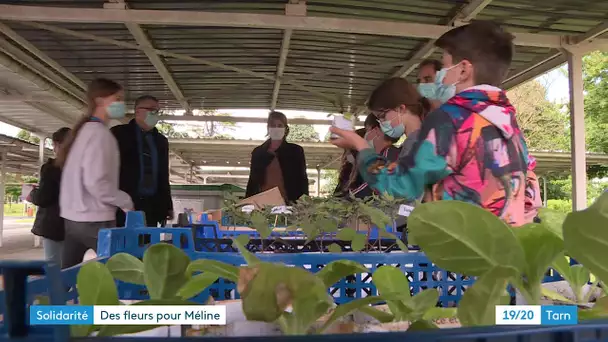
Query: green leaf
513,224,563,289
537,207,567,240
240,263,330,324
315,260,368,288
232,235,260,265
408,320,439,331
96,299,195,336
359,204,392,230
407,201,525,276
457,266,513,327
359,306,395,323
143,244,190,300
541,288,576,304
351,234,366,252
327,243,342,253
319,296,385,333
187,259,239,282
336,227,357,241
74,262,119,337
250,211,271,239
563,198,608,287
578,296,608,321
408,289,440,321
177,273,219,299
372,266,411,320
551,255,572,282
106,253,145,285
77,261,120,305
291,292,333,335
422,307,458,320
570,265,591,301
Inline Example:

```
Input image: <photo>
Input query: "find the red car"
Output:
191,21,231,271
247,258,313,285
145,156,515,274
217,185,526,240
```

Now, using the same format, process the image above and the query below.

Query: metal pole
316,165,321,197
0,150,6,247
543,176,548,208
566,49,587,211
34,135,46,247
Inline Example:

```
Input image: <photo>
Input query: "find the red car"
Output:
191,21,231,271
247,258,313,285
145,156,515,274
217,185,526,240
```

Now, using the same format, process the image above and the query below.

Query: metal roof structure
0,133,53,175
0,1,605,210
0,1,606,128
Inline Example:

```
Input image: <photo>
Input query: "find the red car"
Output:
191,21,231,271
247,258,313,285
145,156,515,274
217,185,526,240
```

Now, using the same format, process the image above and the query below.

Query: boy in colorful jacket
330,21,532,226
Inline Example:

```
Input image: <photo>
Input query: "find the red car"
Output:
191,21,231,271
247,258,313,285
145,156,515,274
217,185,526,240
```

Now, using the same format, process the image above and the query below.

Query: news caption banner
30,306,226,325
495,305,578,325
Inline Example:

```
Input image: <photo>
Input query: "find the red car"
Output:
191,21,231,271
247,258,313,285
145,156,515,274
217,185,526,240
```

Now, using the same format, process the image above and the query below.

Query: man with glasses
111,95,173,228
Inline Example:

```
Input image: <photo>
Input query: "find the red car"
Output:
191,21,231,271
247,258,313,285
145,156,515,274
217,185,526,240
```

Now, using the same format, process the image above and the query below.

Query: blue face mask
107,101,126,119
379,119,405,139
434,65,460,104
417,83,438,99
144,111,159,127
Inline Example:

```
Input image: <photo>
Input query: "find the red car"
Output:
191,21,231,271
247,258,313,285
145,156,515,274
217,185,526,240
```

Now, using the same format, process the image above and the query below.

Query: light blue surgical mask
144,111,159,127
417,83,438,99
106,101,126,119
379,118,405,139
434,64,460,104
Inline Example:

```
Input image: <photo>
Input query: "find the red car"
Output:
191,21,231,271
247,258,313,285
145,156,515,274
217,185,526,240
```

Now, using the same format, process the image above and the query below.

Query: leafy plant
407,194,608,326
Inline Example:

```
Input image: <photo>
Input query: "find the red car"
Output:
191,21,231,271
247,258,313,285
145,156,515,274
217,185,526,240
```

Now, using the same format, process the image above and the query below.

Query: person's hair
51,127,71,144
367,77,431,120
134,95,158,109
364,114,379,129
419,58,442,72
267,111,289,139
434,20,514,86
55,78,122,168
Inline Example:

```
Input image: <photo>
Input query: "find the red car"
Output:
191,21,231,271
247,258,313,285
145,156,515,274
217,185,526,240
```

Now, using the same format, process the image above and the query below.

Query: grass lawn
4,203,32,217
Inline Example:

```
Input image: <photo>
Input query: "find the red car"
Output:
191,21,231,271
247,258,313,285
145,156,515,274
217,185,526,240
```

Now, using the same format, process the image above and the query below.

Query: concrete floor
0,217,96,261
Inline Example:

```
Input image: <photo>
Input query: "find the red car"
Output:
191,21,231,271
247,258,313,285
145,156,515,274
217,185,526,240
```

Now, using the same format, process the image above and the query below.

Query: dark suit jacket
246,140,309,204
30,158,64,241
111,120,172,224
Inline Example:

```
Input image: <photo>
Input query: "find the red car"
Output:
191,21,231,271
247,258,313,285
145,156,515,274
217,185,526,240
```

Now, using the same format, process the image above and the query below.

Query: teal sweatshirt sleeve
357,110,455,200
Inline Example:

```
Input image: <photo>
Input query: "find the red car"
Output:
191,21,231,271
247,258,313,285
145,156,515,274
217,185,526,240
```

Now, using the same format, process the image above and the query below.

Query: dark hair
367,77,431,120
363,114,379,129
51,127,71,144
419,59,442,72
435,21,514,86
134,95,158,109
55,78,122,168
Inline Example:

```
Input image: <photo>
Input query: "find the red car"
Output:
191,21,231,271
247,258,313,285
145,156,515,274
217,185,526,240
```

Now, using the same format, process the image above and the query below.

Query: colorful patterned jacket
358,85,531,226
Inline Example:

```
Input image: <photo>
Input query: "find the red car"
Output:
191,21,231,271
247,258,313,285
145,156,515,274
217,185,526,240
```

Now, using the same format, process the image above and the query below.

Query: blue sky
0,67,570,140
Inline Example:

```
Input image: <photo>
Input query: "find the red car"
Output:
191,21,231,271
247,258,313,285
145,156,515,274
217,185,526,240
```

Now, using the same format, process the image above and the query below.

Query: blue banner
30,305,94,325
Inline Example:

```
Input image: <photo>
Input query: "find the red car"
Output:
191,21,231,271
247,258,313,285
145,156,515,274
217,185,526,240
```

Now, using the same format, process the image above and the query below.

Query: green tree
157,122,189,139
288,124,319,142
16,130,40,144
582,51,608,154
508,80,570,151
321,169,339,196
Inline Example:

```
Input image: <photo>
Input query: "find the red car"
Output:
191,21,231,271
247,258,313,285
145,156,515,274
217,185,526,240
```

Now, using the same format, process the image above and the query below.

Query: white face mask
268,127,286,141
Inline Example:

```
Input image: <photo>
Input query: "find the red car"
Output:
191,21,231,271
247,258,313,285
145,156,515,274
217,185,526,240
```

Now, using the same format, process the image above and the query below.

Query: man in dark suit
111,95,173,227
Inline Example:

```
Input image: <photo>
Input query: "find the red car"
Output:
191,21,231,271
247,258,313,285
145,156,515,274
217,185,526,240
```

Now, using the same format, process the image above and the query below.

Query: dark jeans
61,219,115,269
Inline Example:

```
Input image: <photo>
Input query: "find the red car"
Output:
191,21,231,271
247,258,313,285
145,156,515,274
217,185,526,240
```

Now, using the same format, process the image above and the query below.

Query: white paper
330,115,354,138
241,205,255,213
21,184,35,198
270,206,292,214
398,204,415,217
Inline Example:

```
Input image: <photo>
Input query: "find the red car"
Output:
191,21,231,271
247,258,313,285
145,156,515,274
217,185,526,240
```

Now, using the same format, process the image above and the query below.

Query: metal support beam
0,150,5,247
271,29,292,110
33,134,46,248
0,5,585,48
105,1,192,114
565,48,587,211
391,0,493,78
21,22,336,105
151,114,365,126
502,51,566,90
316,164,321,197
0,22,86,91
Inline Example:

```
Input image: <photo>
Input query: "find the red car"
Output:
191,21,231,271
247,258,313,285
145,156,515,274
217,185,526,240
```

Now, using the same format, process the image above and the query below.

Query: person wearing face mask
245,111,309,204
111,95,173,228
416,59,443,111
330,21,534,227
28,127,71,266
56,78,134,269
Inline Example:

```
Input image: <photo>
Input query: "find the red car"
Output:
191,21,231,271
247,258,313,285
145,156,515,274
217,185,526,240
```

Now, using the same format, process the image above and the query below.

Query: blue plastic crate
1,261,608,342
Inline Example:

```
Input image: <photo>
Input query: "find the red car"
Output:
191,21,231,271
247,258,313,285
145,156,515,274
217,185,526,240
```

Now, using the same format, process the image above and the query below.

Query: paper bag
238,187,285,209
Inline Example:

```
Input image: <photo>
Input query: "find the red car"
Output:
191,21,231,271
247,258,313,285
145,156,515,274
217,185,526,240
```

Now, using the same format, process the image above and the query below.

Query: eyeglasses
137,107,160,114
370,108,392,121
